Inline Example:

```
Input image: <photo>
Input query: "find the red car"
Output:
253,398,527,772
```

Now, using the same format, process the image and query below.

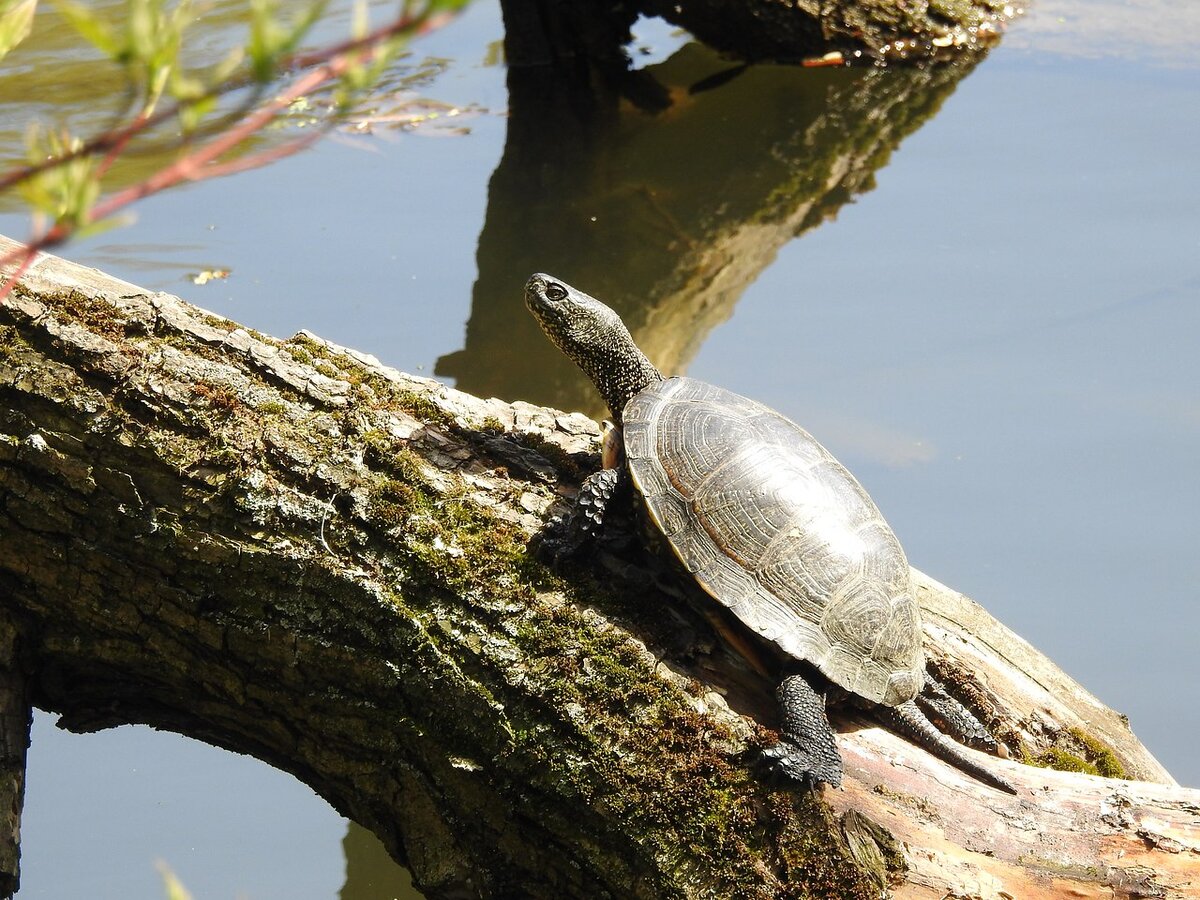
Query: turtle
524,272,1016,794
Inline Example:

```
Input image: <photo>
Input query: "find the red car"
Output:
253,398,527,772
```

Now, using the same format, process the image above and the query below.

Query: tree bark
2,238,1199,899
499,0,1016,67
638,0,1013,63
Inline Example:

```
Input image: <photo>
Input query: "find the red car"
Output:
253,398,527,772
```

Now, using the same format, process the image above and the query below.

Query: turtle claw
764,673,845,790
528,526,566,565
758,740,843,790
529,514,588,568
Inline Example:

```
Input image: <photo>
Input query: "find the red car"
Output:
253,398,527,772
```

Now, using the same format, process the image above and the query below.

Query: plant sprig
0,0,471,301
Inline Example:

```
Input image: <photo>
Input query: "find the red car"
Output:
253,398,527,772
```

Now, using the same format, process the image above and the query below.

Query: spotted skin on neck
524,273,663,424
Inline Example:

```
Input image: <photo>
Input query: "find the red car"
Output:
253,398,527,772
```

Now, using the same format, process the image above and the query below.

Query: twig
0,9,450,303
0,13,424,194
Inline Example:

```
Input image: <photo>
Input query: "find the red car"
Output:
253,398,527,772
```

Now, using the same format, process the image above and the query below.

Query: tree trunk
499,0,1015,67
2,237,1198,899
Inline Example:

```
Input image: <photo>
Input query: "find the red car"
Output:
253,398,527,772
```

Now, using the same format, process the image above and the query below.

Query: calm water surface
2,1,1198,896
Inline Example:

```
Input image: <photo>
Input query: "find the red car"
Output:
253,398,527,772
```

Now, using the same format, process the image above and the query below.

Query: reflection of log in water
437,45,984,419
341,822,422,899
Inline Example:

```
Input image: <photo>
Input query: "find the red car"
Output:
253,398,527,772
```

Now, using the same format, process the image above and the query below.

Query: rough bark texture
2,238,1200,899
500,0,1016,67
642,0,1013,62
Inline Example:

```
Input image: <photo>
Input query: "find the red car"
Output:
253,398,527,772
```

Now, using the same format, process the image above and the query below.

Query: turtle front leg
533,467,627,564
759,673,844,789
569,466,625,536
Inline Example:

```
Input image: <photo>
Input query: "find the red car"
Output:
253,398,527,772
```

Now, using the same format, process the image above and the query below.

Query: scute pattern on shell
624,377,923,707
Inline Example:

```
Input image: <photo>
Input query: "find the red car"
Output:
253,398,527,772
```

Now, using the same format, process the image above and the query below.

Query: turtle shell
623,377,922,707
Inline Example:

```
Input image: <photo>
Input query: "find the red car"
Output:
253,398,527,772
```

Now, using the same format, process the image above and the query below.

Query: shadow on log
2,239,1199,899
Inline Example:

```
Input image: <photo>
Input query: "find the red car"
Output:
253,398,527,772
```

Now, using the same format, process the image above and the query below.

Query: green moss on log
358,438,902,896
1025,726,1127,780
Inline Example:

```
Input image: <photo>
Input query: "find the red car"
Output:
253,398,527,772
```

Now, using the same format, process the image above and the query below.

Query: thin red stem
0,12,422,193
0,247,38,303
0,8,445,305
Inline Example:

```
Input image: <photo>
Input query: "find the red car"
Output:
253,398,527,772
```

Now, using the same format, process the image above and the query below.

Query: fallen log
498,0,1016,68
1,237,1197,899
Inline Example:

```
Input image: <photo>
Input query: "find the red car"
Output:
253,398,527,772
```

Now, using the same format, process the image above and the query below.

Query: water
2,0,1198,896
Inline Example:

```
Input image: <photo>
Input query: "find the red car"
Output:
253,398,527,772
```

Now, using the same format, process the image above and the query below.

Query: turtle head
524,274,625,355
525,273,662,421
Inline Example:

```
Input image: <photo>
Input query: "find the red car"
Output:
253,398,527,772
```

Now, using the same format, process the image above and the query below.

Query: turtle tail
878,701,1017,795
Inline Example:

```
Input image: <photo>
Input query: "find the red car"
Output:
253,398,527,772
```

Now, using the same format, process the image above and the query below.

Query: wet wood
2,236,1199,899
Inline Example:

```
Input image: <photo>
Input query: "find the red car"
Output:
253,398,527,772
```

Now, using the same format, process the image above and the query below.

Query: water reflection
438,43,984,418
341,823,425,900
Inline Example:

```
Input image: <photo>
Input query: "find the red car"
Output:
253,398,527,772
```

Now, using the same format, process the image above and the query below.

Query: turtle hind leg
915,673,999,753
879,701,1017,795
759,673,844,789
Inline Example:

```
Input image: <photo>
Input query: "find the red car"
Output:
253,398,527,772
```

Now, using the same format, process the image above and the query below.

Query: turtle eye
545,284,567,302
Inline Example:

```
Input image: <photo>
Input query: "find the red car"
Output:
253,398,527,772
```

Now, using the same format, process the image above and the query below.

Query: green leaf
19,124,102,232
208,44,245,85
0,0,37,60
73,212,135,242
423,0,473,15
248,0,327,81
176,91,216,132
51,0,119,56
